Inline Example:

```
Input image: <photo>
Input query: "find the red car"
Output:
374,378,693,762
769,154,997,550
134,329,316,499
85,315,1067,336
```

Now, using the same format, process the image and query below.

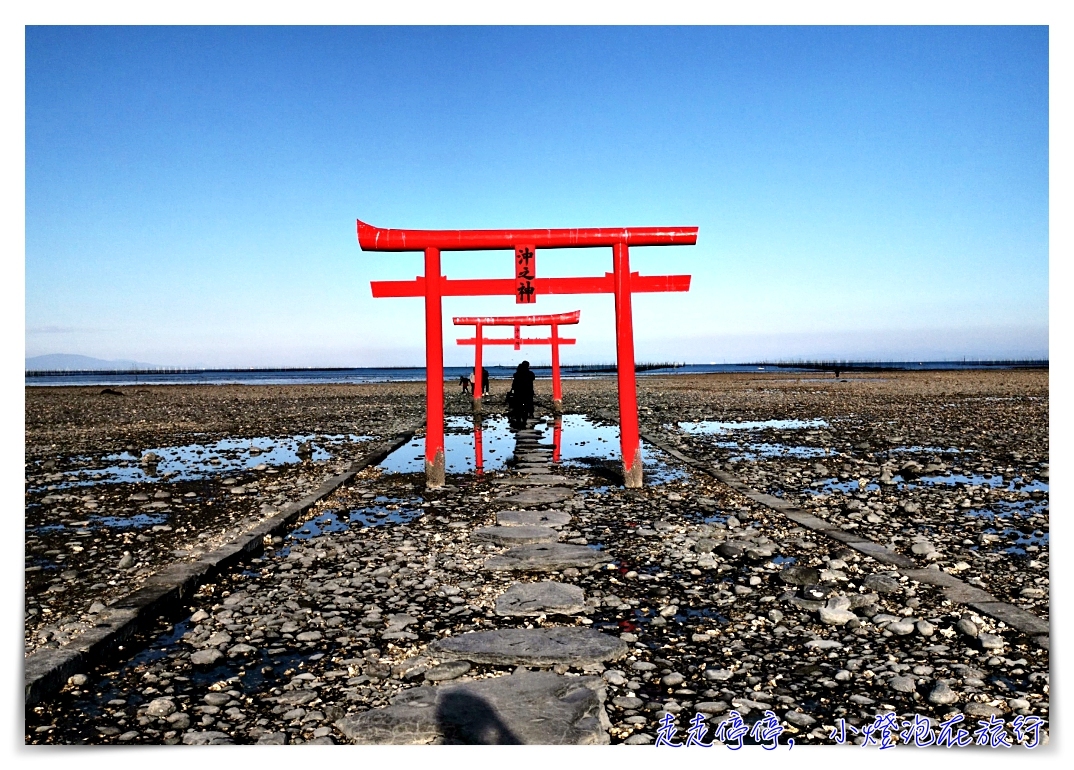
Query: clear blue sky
25,25,1049,367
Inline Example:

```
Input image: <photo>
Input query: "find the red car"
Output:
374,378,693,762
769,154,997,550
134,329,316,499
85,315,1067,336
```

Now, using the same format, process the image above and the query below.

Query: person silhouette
481,367,491,396
510,361,536,422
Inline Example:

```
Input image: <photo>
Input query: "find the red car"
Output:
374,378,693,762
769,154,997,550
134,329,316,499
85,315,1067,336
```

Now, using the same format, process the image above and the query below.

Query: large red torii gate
454,309,580,413
360,219,696,488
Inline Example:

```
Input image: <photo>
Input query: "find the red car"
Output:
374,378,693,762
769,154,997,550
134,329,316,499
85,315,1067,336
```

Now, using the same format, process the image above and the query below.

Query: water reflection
379,413,688,485
474,418,484,476
32,433,371,491
379,416,516,474
677,418,829,434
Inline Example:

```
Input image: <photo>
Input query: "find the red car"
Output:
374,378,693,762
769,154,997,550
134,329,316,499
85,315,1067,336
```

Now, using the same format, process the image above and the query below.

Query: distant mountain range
25,354,161,371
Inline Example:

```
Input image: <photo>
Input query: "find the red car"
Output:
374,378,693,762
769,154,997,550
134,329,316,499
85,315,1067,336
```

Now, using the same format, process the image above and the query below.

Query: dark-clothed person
510,360,536,422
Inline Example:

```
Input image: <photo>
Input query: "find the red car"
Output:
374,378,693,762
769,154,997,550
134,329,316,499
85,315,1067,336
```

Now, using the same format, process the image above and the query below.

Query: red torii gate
454,309,580,413
360,219,696,488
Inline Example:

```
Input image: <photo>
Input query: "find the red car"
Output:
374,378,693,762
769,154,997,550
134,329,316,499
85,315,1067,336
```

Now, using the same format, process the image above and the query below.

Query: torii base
552,399,563,414
425,451,446,489
623,448,643,489
472,398,483,415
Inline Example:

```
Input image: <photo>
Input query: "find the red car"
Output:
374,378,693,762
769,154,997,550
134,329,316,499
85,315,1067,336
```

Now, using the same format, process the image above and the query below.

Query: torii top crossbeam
359,219,696,489
453,310,581,412
358,221,697,251
453,309,581,327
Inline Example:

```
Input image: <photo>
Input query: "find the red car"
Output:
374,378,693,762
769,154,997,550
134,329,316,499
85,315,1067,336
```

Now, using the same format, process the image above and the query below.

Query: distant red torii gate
360,219,696,488
454,309,580,413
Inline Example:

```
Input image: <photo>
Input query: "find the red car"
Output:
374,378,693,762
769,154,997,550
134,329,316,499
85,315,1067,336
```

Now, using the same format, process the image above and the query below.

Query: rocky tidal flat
25,371,1049,745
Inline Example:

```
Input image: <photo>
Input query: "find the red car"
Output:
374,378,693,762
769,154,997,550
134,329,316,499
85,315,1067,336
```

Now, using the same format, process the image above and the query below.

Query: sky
24,25,1049,368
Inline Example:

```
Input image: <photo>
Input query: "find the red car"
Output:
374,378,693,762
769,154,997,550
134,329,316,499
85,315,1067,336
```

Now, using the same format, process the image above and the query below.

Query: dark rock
862,574,902,594
494,582,586,616
779,566,821,586
472,525,560,545
497,510,572,528
483,543,609,572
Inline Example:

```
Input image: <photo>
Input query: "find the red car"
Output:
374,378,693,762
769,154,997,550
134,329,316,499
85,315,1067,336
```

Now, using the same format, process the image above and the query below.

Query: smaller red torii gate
454,310,580,413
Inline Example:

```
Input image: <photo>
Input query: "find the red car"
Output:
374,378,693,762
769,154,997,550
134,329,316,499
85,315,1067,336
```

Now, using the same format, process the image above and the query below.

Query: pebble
702,667,733,681
887,620,916,635
423,661,471,682
964,703,1005,718
862,574,901,594
927,681,959,705
784,710,816,727
889,675,917,693
145,697,176,717
819,607,856,626
189,649,223,667
955,619,979,637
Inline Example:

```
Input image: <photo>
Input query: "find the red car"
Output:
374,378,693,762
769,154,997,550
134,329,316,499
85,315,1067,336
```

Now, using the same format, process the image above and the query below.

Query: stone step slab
483,542,609,572
493,476,574,487
430,626,627,667
335,670,610,745
495,581,586,616
514,454,552,464
472,525,560,545
497,487,576,506
497,510,572,528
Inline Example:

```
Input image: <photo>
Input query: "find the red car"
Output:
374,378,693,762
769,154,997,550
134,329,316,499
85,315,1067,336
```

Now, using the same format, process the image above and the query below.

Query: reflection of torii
360,219,696,489
471,415,562,477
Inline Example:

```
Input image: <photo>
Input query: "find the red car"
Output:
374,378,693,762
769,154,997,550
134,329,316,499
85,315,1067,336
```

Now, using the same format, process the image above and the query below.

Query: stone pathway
336,418,625,744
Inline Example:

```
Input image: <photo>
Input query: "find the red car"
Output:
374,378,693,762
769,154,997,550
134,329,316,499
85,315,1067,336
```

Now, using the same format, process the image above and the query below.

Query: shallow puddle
537,415,689,485
539,414,619,463
289,497,425,541
378,416,516,474
93,512,171,529
676,418,829,434
378,413,689,485
911,474,1049,493
965,499,1049,520
809,478,881,495
972,527,1049,557
33,434,372,491
886,446,964,454
717,441,831,461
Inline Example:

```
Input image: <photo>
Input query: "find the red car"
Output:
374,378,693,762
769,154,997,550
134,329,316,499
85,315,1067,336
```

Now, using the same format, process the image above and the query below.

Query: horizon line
24,358,1050,376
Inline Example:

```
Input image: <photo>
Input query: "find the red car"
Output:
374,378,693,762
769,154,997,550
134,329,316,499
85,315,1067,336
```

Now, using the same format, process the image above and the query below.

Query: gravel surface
25,371,1049,746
